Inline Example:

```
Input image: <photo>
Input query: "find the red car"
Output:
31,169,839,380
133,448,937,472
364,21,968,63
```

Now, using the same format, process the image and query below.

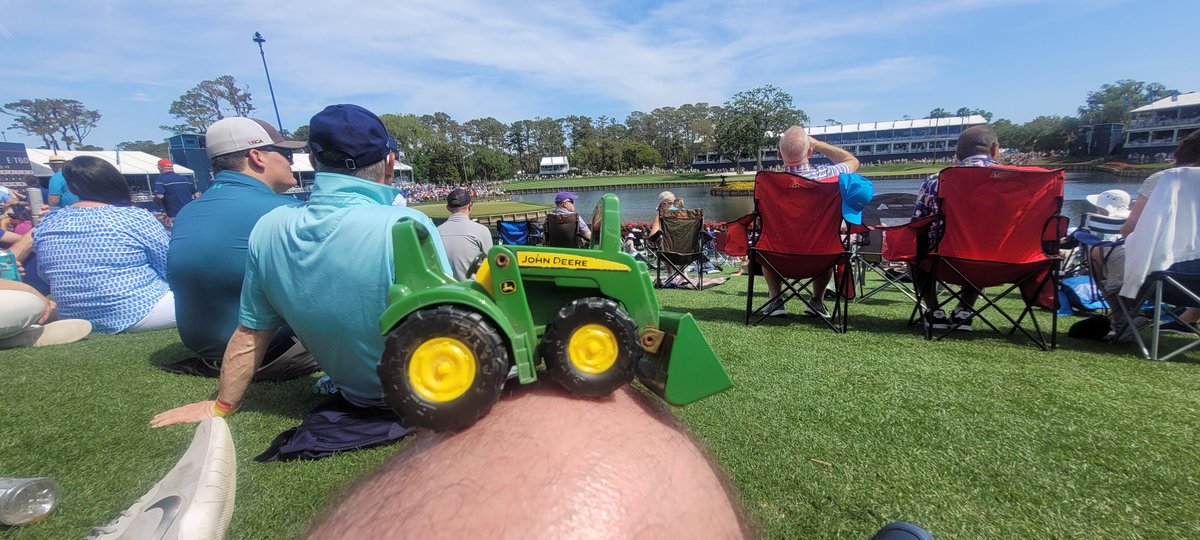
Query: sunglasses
258,146,294,164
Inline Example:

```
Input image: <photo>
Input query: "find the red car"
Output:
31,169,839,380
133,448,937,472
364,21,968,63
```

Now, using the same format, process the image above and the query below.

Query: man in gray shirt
437,188,494,280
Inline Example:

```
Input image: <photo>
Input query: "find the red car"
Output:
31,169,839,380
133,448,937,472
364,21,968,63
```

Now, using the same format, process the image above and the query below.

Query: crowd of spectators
1125,152,1175,164
394,181,505,204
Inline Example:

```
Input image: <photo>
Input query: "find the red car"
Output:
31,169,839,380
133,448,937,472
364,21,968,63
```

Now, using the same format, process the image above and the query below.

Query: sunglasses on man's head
258,146,294,163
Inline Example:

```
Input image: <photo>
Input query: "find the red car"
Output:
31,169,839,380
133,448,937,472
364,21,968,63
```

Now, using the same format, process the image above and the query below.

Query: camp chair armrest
1042,214,1069,255
876,215,938,263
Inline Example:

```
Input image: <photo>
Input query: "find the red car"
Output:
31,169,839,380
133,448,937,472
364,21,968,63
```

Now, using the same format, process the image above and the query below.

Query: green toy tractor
378,194,733,431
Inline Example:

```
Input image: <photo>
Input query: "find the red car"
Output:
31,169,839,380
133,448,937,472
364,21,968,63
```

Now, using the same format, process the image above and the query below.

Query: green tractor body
378,194,732,431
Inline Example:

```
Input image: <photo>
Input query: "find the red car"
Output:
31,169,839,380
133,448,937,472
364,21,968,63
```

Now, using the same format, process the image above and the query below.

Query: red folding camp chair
742,170,858,332
883,166,1067,349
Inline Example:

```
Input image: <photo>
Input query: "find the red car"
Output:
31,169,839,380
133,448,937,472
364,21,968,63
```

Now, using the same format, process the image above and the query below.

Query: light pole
252,32,284,132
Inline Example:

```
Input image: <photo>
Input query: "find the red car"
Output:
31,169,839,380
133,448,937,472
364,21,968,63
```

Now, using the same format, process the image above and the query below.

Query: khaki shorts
1101,244,1125,297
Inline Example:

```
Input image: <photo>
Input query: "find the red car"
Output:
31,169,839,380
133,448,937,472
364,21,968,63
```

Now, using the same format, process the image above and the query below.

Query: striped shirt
784,162,852,180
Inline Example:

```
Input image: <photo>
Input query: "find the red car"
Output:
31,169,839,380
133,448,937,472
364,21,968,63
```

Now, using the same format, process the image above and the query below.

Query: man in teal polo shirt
162,116,317,381
152,105,449,459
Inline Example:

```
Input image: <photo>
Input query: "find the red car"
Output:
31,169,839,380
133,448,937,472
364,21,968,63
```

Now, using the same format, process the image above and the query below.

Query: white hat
1085,189,1131,219
657,191,676,206
204,117,305,159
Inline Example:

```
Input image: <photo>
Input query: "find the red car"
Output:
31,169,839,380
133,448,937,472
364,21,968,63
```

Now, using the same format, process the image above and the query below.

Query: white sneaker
87,418,237,540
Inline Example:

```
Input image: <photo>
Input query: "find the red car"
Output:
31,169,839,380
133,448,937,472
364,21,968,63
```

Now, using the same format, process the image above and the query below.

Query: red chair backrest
936,165,1065,264
716,213,755,257
752,170,844,256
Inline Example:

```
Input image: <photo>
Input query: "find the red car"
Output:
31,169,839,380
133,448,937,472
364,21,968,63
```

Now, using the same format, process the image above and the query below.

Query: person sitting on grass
162,116,317,381
32,156,176,334
0,278,92,349
151,104,451,461
761,125,861,319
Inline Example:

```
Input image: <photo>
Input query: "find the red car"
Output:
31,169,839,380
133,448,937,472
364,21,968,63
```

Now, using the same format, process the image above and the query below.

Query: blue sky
2,0,1198,149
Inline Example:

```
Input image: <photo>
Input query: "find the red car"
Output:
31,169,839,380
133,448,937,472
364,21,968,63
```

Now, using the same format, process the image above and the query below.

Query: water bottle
0,477,61,526
311,374,338,395
26,187,44,226
0,250,21,282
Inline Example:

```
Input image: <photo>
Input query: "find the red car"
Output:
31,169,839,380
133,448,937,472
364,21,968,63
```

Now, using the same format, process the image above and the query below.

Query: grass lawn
506,166,939,193
2,276,1199,538
408,200,550,219
857,163,945,176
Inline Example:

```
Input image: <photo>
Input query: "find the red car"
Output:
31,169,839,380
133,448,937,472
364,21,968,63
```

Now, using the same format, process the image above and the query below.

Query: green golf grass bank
408,200,551,219
2,276,1198,538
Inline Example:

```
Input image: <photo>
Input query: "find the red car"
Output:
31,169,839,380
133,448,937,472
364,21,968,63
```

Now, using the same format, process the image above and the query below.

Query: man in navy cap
153,104,450,460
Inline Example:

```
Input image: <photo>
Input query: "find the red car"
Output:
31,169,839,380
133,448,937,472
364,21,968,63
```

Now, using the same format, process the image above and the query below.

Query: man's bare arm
810,138,860,172
308,385,750,539
150,325,273,427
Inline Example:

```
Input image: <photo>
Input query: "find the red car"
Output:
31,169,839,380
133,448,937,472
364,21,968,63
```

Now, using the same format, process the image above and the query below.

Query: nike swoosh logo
146,495,183,539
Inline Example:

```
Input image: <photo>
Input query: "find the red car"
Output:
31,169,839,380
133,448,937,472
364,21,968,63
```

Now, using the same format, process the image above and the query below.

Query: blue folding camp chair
496,220,543,246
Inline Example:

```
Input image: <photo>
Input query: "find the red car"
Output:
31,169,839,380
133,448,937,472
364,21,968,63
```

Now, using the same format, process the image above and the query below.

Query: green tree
1078,79,1174,125
424,142,462,183
991,118,1022,148
926,108,952,119
719,85,807,170
712,106,757,174
622,141,664,169
463,117,507,150
3,98,101,150
162,75,255,134
953,107,993,121
291,125,310,141
506,120,535,174
467,146,513,181
117,140,169,158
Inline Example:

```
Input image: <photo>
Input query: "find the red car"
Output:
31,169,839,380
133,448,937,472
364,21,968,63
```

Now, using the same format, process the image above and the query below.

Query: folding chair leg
1152,284,1163,361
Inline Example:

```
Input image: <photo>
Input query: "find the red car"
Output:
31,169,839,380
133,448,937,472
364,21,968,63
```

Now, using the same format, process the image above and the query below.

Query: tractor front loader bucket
637,311,732,406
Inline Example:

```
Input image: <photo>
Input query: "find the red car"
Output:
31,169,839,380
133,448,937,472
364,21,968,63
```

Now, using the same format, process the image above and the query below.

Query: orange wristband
212,398,239,417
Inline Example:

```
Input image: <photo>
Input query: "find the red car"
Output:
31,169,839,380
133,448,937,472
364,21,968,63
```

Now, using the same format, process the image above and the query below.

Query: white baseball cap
204,117,305,159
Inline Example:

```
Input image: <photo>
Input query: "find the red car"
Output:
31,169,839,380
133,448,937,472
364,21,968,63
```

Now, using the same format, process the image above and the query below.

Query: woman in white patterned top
32,156,176,333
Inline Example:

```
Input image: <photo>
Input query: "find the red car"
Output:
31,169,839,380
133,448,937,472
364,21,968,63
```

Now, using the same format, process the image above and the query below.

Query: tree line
1,78,1179,178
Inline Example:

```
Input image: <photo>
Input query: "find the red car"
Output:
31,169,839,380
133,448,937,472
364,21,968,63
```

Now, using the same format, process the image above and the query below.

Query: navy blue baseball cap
308,104,398,169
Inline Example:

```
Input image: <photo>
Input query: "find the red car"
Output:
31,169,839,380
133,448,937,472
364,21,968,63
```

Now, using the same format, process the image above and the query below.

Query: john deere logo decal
500,280,517,294
515,252,630,272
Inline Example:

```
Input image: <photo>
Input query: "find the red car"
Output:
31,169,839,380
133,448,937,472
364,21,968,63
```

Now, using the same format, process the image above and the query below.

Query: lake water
510,171,1145,224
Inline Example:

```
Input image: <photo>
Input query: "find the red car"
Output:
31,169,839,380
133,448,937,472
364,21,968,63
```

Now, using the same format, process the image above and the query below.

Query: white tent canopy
25,149,194,177
289,153,413,173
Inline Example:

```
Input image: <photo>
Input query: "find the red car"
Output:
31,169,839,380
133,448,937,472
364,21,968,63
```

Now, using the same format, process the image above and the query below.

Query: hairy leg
763,267,780,299
308,384,749,539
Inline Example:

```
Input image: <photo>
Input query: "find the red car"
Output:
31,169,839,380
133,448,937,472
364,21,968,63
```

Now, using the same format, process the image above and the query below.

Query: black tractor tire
540,297,639,397
379,305,508,432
